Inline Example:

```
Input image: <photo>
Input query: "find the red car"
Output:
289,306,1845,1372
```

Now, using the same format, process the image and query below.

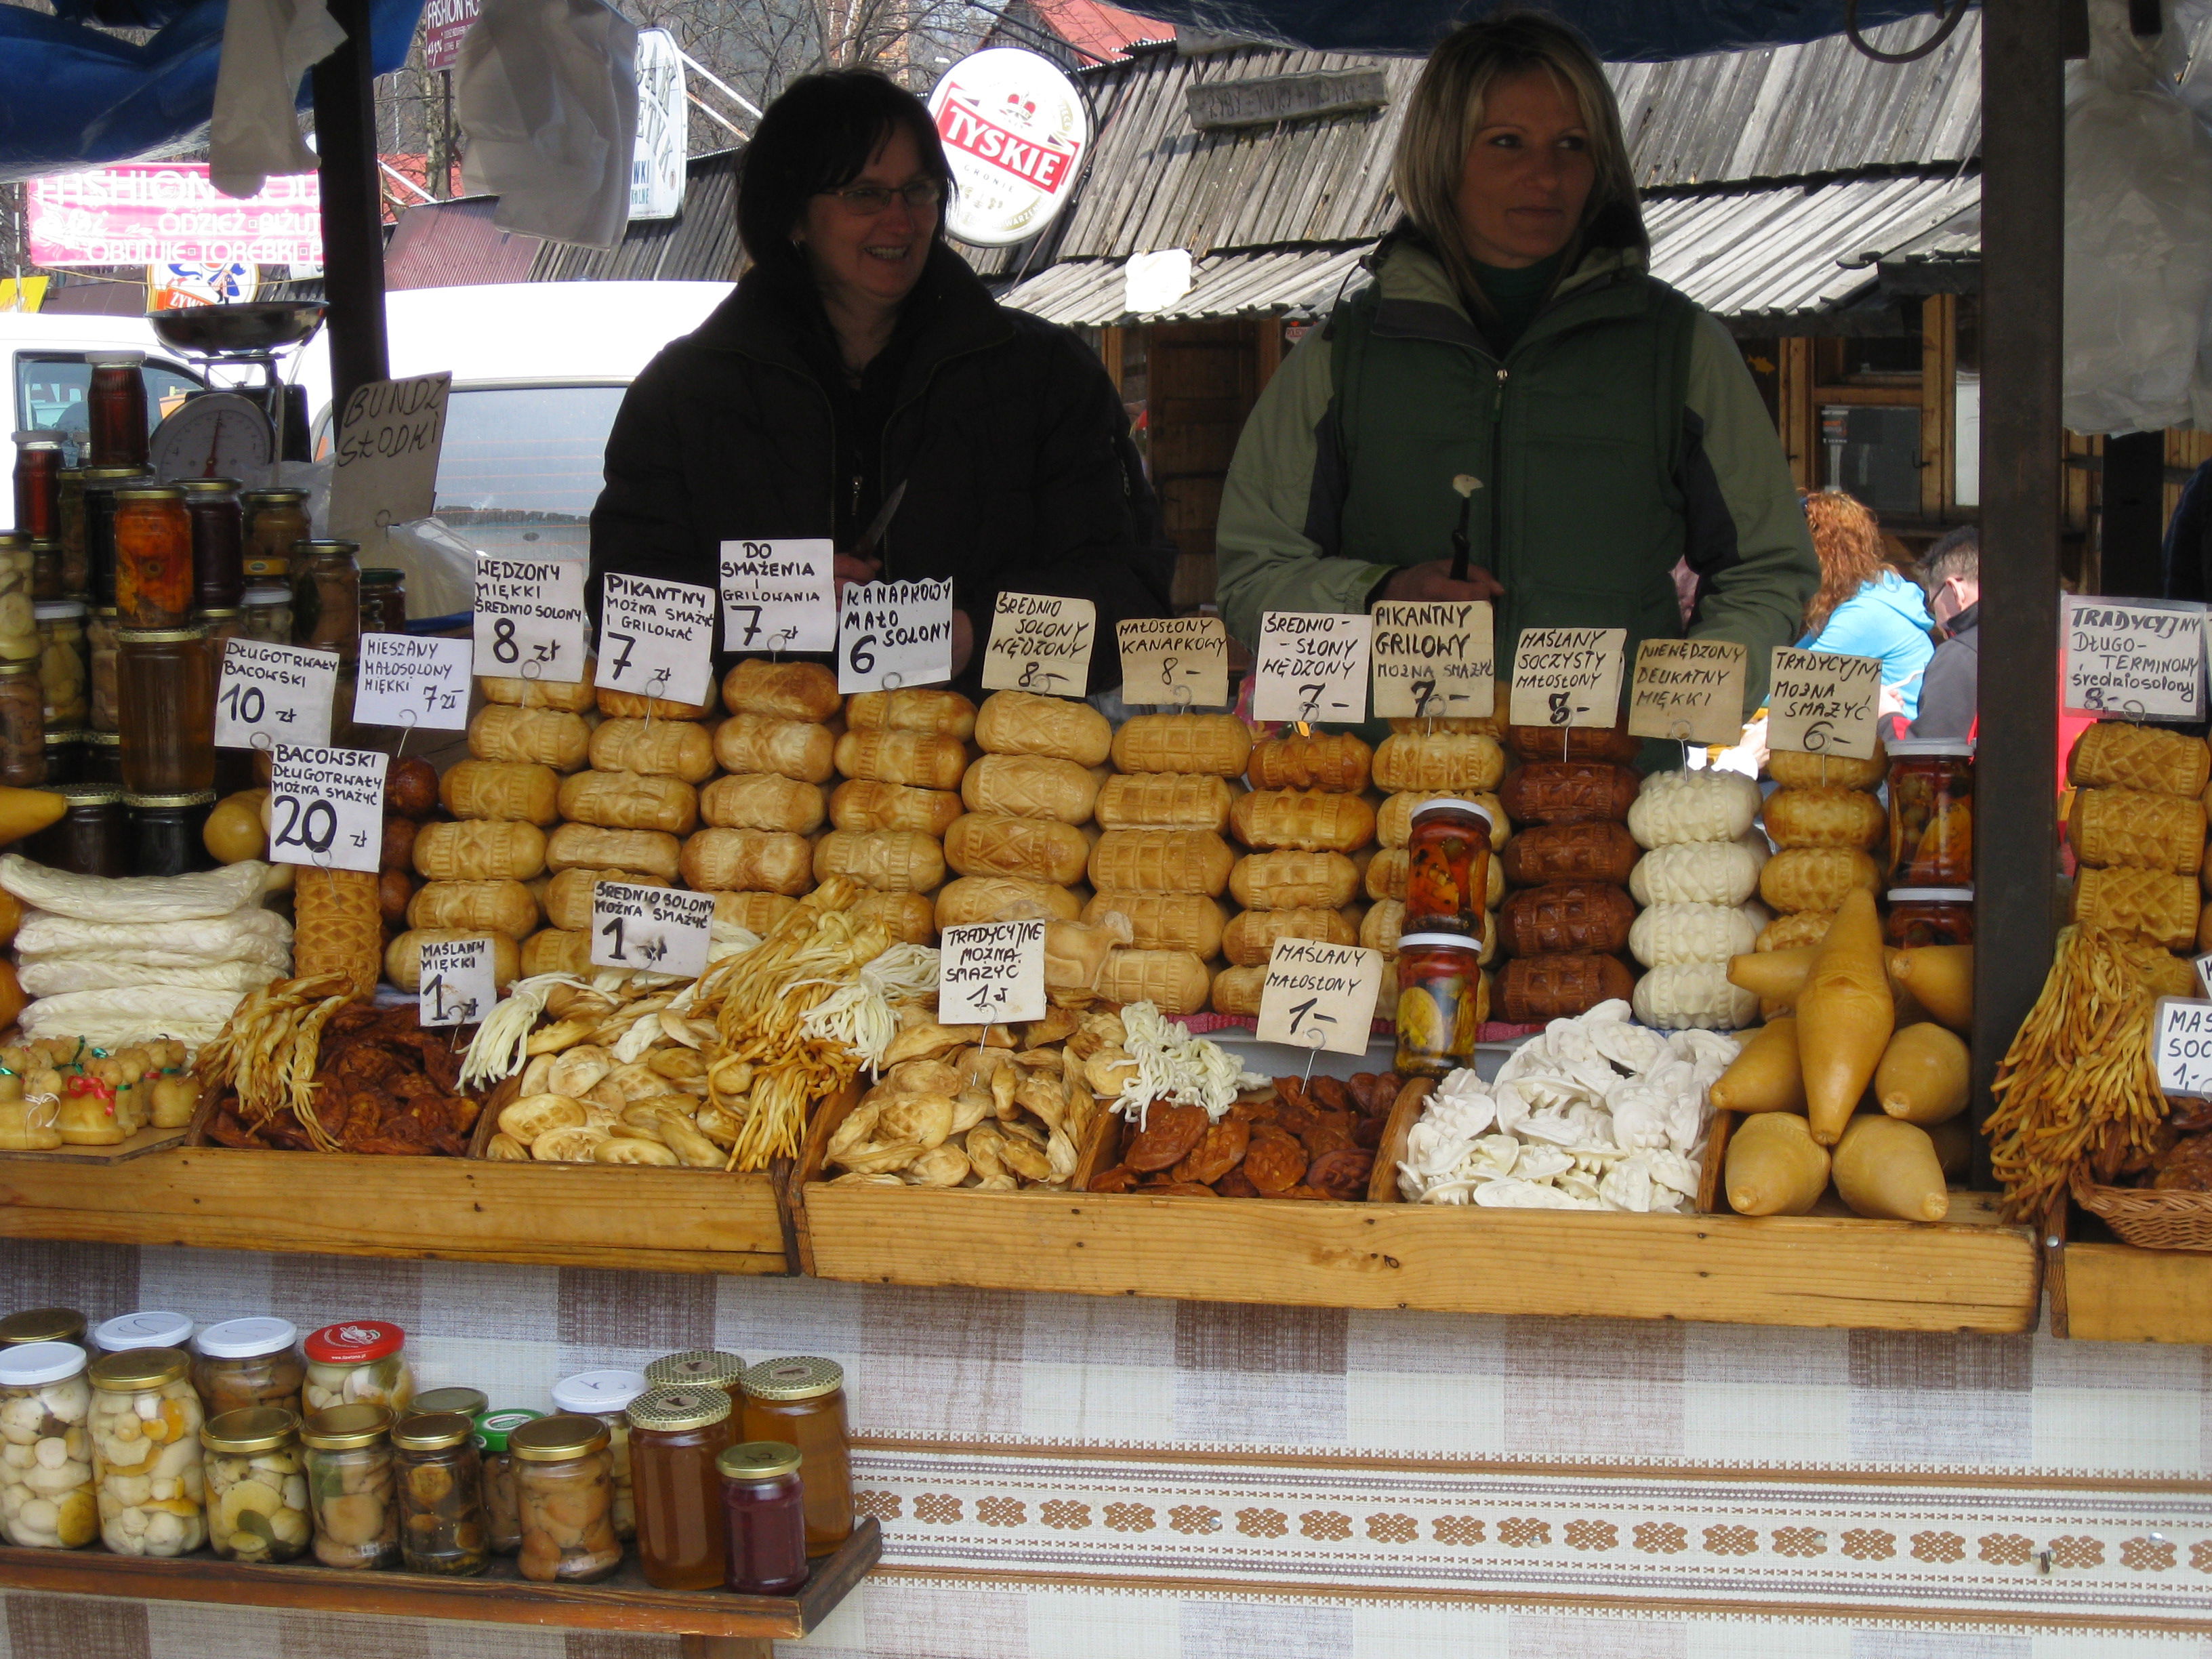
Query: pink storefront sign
27,165,323,268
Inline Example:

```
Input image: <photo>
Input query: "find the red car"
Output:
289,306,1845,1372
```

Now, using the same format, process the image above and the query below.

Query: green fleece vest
1328,255,1701,672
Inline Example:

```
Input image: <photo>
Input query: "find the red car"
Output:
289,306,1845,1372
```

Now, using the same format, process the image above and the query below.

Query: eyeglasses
824,179,944,216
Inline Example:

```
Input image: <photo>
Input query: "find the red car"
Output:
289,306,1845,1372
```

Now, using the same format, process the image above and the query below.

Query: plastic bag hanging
455,0,638,250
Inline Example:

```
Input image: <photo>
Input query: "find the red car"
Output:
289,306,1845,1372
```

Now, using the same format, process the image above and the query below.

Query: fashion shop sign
928,48,1088,247
28,165,322,267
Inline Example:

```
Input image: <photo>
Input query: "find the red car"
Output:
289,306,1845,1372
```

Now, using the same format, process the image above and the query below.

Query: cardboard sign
1252,611,1371,724
474,555,588,682
1626,638,1748,745
1116,615,1229,708
352,634,470,731
718,538,838,654
417,937,495,1028
2196,954,2212,1002
838,578,955,693
939,919,1046,1025
981,592,1096,695
1507,628,1626,729
1255,938,1385,1056
2155,998,2212,1099
267,744,384,874
214,639,337,750
1767,647,1882,759
327,372,449,541
1370,600,1494,720
598,571,717,707
590,880,716,979
2064,595,2207,722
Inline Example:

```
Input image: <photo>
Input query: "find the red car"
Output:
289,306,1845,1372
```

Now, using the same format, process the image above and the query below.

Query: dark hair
735,70,955,295
1919,524,1980,587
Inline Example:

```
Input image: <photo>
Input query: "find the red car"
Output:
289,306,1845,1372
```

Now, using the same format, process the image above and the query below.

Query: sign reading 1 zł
2064,595,2207,722
474,555,588,682
417,937,496,1028
939,920,1046,1025
1767,647,1881,759
2154,998,2212,1099
1255,938,1384,1057
590,881,716,979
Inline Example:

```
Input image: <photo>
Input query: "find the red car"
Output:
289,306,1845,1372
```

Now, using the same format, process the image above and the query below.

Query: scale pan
148,302,326,355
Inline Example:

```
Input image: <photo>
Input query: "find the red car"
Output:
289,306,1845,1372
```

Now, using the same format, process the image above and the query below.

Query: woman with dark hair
1215,13,1816,718
590,70,1170,684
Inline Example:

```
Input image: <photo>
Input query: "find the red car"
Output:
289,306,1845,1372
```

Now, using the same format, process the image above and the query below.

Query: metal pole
312,0,390,420
1973,0,2067,1175
2100,431,2167,598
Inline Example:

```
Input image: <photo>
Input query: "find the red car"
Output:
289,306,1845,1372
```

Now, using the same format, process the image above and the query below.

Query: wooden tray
792,1084,2039,1332
0,1518,878,1652
0,1123,188,1164
2045,1199,2212,1343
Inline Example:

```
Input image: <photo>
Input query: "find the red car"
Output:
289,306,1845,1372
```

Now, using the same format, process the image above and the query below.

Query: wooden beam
310,0,390,419
1973,0,2066,1178
1921,293,1957,523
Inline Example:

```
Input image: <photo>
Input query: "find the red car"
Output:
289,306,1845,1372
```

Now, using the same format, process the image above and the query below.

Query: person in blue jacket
1797,489,1935,724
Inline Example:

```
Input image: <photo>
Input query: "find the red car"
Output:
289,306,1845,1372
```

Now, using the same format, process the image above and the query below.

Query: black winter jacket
588,244,1174,693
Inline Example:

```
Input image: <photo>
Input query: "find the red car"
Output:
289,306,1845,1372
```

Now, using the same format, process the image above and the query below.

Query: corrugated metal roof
1003,243,1372,324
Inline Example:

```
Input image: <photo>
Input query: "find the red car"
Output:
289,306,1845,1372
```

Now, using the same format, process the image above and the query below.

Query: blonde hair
1389,12,1645,312
1801,490,1887,636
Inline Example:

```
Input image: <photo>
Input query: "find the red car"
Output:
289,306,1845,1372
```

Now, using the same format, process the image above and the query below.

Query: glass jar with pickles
87,1346,205,1557
303,1319,414,1416
241,488,308,582
300,1403,399,1568
200,1406,310,1562
510,1414,621,1583
1886,738,1973,886
472,1407,541,1554
0,535,35,666
0,662,46,787
190,1317,304,1419
34,600,87,729
392,1409,487,1576
86,606,119,733
0,1340,97,1549
112,485,192,627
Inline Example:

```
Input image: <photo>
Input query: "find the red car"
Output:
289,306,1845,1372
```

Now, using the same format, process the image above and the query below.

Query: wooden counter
0,1146,791,1276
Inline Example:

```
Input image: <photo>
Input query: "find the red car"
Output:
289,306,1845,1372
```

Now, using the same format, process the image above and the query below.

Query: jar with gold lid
176,477,244,610
628,1385,734,1590
82,731,121,787
0,1341,96,1550
86,606,119,733
112,485,192,627
291,539,361,663
739,1357,852,1557
300,1403,398,1568
117,626,213,795
87,1345,205,1557
241,488,307,583
407,1387,489,1422
645,1349,746,1406
0,1309,85,1349
510,1413,621,1582
22,782,122,877
392,1409,487,1576
0,534,35,665
200,1406,309,1561
718,1440,808,1594
54,469,87,596
82,467,150,606
125,790,215,877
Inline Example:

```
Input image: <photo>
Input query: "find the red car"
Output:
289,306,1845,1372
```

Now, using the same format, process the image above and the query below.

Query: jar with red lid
112,487,193,628
302,1321,414,1417
85,353,146,470
176,478,245,610
1404,798,1496,937
1883,888,1974,949
1393,930,1486,1078
1887,739,1973,886
718,1440,808,1594
12,433,60,541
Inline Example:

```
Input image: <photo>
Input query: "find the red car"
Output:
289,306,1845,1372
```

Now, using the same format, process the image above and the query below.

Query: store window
1821,404,1925,518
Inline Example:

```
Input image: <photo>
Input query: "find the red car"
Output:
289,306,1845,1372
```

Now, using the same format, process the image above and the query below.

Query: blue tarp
0,0,426,182
1117,0,1967,60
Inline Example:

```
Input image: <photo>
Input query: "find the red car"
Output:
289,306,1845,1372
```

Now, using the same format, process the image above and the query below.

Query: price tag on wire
1370,600,1494,720
1252,611,1371,725
598,572,717,708
1255,938,1383,1057
474,554,588,682
838,577,954,693
1767,646,1882,759
352,634,471,731
719,538,838,654
1117,615,1228,708
2154,997,2212,1099
981,592,1096,695
1507,627,1626,729
417,937,497,1028
1626,638,1748,745
590,880,716,979
939,920,1046,1025
214,640,339,751
267,743,385,874
2064,594,2207,722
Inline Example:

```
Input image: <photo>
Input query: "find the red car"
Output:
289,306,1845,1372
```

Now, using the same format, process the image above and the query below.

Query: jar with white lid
93,1310,193,1354
200,1406,309,1561
551,1368,646,1538
0,1340,96,1548
191,1317,304,1420
303,1319,413,1415
87,1346,205,1556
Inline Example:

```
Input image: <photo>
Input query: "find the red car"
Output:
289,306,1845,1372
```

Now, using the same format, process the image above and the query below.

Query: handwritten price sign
590,881,716,979
1255,938,1384,1057
267,745,385,874
1370,600,1494,720
474,555,588,682
1507,628,1625,730
352,634,470,731
1767,647,1881,759
1117,615,1228,708
981,592,1095,695
2064,595,2207,722
1626,638,1747,746
2155,998,2212,1099
1252,611,1370,725
718,538,837,654
417,937,496,1028
214,639,337,750
939,920,1046,1025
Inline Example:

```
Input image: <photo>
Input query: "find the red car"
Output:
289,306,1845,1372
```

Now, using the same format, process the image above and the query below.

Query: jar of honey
1393,931,1486,1078
1887,739,1973,886
1883,888,1974,949
1403,798,1496,938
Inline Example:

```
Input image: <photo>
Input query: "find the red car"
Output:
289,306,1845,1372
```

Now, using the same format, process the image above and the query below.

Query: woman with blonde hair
1214,12,1816,720
1798,489,1936,721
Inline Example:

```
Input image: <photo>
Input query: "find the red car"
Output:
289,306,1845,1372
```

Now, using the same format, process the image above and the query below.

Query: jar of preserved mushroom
199,1406,309,1562
240,488,308,581
291,539,361,663
302,1319,413,1416
392,1409,487,1576
0,535,36,665
190,1318,304,1420
510,1414,621,1583
471,1407,541,1554
407,1386,488,1422
0,663,45,787
0,1340,96,1549
300,1402,399,1569
34,601,87,729
86,607,119,733
550,1368,646,1539
93,1310,193,1355
241,586,292,645
87,1345,205,1557
0,1309,85,1349
739,1357,853,1557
